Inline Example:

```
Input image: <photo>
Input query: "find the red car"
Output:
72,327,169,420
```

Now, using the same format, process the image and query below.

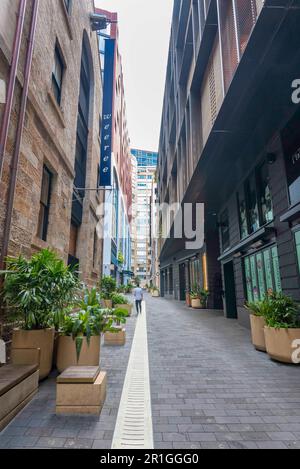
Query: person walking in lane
133,284,144,315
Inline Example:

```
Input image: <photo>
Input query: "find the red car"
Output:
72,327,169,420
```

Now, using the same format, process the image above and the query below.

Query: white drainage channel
111,302,153,449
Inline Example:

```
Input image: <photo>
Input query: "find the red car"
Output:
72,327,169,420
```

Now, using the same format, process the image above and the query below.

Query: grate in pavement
111,303,153,449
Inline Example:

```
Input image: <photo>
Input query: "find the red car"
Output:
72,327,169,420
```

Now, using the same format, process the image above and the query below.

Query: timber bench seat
0,363,39,431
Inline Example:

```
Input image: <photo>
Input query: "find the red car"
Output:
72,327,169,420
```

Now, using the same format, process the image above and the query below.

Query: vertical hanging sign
100,38,115,187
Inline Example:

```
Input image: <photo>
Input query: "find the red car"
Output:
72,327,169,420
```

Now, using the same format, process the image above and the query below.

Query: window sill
280,202,300,223
47,89,66,128
60,0,73,40
218,224,276,261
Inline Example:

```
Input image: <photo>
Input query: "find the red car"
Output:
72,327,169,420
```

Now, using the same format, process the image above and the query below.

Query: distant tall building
96,9,132,284
131,149,158,285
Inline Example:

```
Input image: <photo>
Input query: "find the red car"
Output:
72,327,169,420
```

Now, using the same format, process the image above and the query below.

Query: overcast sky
94,0,173,152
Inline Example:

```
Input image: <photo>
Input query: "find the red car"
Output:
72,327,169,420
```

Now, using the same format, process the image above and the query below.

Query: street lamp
90,13,118,32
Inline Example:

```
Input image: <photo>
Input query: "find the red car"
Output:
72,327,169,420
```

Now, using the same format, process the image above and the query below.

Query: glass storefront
244,245,282,302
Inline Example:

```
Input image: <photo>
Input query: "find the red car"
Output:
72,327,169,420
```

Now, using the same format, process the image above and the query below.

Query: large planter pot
191,298,202,309
186,293,191,307
115,304,132,316
152,291,159,297
250,315,266,352
104,328,126,346
12,328,55,381
56,335,101,373
264,327,300,364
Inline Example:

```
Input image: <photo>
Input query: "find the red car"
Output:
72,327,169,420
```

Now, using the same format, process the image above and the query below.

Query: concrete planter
12,328,55,381
115,304,132,316
104,328,126,346
250,315,266,352
264,327,300,364
191,298,202,309
56,336,101,373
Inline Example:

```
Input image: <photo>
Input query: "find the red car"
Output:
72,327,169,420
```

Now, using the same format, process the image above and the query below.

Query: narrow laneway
146,295,300,450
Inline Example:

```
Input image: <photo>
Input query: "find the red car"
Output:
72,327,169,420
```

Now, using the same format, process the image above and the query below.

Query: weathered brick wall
0,0,104,286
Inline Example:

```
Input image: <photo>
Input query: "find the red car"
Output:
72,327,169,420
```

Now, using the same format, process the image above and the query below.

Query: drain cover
112,303,153,449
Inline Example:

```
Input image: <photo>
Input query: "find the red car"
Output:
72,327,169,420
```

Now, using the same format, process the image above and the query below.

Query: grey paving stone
36,437,66,448
64,438,93,449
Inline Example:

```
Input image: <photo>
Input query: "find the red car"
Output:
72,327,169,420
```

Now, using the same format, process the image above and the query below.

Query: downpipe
0,0,27,182
0,0,40,270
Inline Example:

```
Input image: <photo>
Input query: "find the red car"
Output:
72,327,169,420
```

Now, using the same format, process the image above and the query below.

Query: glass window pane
263,249,274,293
244,257,253,302
250,255,259,301
257,162,273,224
271,246,282,293
256,252,266,299
237,190,248,239
246,175,260,233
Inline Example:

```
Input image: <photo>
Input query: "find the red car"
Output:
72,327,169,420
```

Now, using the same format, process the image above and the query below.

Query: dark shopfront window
220,209,230,251
37,166,52,241
244,245,282,302
238,161,273,240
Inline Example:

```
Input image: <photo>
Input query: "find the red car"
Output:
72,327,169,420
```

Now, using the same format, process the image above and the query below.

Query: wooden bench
56,366,107,415
0,348,40,431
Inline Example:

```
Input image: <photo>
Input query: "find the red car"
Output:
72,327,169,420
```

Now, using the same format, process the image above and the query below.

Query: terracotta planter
12,328,55,381
56,335,101,373
264,327,300,364
250,315,266,352
115,304,132,316
186,293,191,307
191,298,201,309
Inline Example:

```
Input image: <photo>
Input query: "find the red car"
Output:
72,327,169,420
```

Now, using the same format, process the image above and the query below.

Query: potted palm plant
200,289,210,309
1,249,78,380
245,295,272,352
111,293,132,316
263,293,300,364
99,275,117,308
56,287,113,373
190,285,202,309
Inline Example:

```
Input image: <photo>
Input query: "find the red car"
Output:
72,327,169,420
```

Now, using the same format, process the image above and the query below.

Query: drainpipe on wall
0,0,40,270
0,0,27,182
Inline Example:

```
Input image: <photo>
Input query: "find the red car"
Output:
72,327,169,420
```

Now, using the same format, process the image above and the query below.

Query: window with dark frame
256,161,273,225
244,245,282,302
52,45,64,105
93,229,98,269
220,209,230,251
237,159,273,240
295,230,300,275
37,166,52,241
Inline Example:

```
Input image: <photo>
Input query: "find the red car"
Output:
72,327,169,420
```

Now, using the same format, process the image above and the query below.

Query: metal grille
112,305,153,449
219,0,239,93
235,0,257,55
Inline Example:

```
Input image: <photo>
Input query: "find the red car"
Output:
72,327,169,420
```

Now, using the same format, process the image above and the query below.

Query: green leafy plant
116,284,126,293
200,289,210,306
112,307,129,328
1,249,78,330
245,295,273,318
190,284,201,300
60,287,114,360
152,286,159,292
99,275,117,300
111,293,129,306
125,283,133,294
246,292,300,329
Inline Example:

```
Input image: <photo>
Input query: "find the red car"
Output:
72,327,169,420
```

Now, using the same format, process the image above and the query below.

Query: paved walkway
1,294,300,449
147,295,300,449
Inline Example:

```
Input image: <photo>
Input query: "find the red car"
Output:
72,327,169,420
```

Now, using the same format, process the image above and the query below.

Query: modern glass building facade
131,149,158,168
